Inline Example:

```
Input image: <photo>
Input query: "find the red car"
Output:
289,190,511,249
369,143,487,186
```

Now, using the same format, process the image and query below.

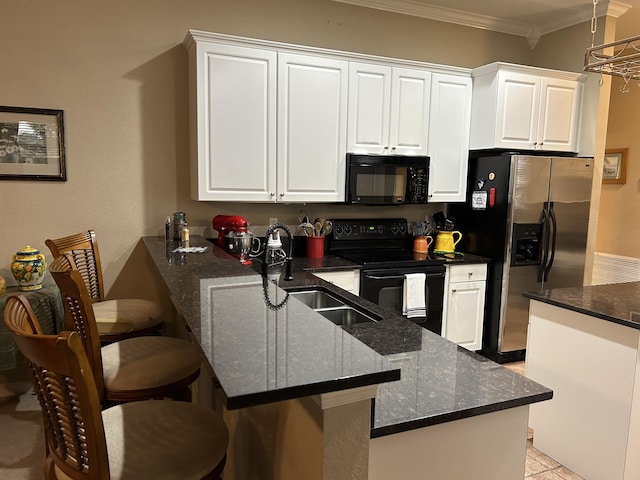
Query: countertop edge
371,390,553,438
225,369,402,410
524,289,640,330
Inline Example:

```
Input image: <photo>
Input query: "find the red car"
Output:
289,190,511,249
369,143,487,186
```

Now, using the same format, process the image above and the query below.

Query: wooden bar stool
3,294,228,480
45,230,165,343
49,255,201,404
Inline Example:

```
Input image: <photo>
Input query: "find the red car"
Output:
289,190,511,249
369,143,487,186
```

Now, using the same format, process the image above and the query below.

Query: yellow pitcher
434,231,462,254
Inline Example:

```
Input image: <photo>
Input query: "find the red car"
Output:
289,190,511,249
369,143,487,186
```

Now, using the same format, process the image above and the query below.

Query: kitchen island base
369,405,529,480
527,300,640,480
218,385,377,480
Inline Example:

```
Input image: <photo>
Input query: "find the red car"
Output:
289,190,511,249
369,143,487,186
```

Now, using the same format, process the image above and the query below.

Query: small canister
172,212,186,241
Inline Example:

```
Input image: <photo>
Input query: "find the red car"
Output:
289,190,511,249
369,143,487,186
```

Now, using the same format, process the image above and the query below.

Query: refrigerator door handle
543,203,557,282
538,204,550,283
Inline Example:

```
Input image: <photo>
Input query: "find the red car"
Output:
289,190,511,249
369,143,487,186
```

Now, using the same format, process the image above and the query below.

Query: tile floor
505,362,584,480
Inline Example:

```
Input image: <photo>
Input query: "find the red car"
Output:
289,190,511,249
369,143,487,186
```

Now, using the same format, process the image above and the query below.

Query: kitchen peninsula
525,282,640,480
143,235,552,480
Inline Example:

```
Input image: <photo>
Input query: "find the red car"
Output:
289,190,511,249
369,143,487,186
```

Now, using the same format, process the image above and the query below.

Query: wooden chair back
46,230,105,303
49,254,106,398
3,295,110,480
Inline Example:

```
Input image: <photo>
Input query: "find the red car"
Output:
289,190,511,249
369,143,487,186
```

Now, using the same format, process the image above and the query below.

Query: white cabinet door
348,63,430,155
427,73,472,203
389,67,431,155
278,53,348,202
537,77,582,152
494,70,540,149
347,63,392,153
443,264,486,351
445,280,486,351
190,42,277,201
313,270,360,296
471,63,583,153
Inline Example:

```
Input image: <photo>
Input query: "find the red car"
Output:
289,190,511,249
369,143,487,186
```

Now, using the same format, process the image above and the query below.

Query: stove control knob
335,225,343,235
391,224,398,234
344,226,352,235
399,223,407,234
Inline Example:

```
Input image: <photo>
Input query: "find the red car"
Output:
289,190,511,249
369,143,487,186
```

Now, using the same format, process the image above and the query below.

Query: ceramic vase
11,246,47,291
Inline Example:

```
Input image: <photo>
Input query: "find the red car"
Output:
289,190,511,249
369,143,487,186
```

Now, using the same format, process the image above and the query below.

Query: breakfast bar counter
143,235,552,480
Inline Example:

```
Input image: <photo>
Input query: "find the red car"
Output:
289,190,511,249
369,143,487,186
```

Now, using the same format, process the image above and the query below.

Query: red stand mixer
212,215,259,264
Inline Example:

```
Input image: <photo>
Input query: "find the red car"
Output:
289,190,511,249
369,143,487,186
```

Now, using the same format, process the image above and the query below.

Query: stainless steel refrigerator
450,154,594,362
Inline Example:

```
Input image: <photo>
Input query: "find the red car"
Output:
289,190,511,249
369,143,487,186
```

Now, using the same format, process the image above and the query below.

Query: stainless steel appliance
450,154,594,362
212,215,258,264
345,154,429,205
329,218,446,333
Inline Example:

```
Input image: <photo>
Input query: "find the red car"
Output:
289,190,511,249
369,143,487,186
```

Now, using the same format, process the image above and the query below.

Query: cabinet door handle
279,193,285,197
270,192,276,197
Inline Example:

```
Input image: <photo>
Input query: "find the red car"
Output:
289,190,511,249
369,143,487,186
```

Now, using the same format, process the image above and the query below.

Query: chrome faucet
262,223,294,281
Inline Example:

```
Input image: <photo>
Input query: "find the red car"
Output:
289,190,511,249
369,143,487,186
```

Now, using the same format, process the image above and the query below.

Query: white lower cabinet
313,270,360,296
442,264,487,351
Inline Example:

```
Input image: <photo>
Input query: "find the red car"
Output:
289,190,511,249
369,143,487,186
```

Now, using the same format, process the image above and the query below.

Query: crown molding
333,0,633,40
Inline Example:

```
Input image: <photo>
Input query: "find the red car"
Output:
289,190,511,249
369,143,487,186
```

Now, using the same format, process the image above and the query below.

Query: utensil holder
306,236,325,259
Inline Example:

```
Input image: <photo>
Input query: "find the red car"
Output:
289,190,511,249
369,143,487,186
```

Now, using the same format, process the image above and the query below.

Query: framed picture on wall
603,148,628,185
0,106,66,181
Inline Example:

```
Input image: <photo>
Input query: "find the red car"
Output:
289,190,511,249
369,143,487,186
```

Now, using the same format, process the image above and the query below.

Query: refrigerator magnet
471,190,488,210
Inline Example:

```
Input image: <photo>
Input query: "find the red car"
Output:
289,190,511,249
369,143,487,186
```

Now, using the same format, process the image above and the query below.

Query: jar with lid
172,212,186,241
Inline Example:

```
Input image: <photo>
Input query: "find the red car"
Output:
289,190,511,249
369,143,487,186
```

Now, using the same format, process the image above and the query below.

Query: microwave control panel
408,167,428,203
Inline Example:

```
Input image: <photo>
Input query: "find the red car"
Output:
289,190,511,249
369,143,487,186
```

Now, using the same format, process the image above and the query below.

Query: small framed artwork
0,106,66,181
603,148,628,185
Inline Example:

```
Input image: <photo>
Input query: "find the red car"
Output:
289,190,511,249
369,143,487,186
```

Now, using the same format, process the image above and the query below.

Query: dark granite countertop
524,282,640,330
143,235,551,437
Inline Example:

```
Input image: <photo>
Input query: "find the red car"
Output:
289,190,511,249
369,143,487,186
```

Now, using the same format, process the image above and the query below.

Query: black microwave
345,153,430,205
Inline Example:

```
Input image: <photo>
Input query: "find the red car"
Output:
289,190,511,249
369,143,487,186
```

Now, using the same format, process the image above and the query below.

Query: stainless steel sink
287,288,379,326
315,306,377,327
288,290,344,309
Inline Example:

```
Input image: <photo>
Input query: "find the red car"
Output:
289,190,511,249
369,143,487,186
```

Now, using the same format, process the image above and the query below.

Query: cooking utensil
433,211,446,231
298,222,315,237
314,221,324,237
322,220,333,236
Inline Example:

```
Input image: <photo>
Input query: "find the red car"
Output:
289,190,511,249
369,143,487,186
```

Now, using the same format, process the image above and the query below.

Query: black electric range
328,218,446,334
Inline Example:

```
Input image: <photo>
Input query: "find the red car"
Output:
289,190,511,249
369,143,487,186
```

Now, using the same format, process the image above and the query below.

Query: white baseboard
592,252,640,285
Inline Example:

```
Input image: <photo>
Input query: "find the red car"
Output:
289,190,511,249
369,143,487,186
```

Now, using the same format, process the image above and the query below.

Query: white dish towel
402,273,426,318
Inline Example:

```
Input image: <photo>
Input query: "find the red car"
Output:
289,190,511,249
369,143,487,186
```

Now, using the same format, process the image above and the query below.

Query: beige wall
596,6,640,258
0,0,594,302
598,78,640,257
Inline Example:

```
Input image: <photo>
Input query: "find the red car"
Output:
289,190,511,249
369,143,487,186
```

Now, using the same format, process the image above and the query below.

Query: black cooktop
328,219,451,269
335,249,446,269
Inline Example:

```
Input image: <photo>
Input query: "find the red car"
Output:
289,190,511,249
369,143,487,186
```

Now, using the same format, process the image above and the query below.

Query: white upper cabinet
470,62,584,153
277,53,348,203
427,73,472,203
185,31,473,202
186,41,277,201
348,63,431,155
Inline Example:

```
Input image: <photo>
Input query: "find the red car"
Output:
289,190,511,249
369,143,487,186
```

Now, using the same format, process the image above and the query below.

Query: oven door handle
364,274,407,280
364,271,445,281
